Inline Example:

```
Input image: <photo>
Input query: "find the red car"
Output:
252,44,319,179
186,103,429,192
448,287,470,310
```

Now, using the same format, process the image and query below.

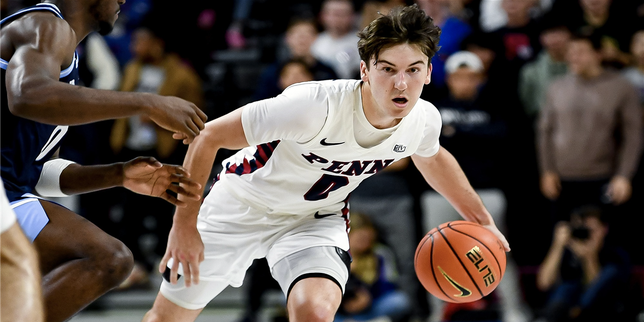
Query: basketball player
143,5,510,322
1,182,43,322
1,1,206,321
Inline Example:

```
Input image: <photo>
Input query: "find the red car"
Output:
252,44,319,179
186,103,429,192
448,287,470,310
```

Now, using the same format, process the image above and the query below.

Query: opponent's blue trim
0,53,76,78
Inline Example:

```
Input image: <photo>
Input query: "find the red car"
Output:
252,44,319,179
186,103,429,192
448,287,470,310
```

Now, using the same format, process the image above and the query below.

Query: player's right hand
148,96,208,144
159,223,204,287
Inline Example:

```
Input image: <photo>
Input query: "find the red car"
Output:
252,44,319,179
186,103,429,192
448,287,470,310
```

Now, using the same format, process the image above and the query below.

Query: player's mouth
392,97,408,107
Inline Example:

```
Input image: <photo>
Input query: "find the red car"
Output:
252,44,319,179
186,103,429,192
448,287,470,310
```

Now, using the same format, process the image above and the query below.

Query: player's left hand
482,223,511,252
122,157,201,207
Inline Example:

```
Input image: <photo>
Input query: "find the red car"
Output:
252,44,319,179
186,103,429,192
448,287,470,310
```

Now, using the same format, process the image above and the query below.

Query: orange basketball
414,221,506,303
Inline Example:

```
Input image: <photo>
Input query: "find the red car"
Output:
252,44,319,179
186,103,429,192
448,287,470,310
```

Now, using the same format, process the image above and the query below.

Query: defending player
1,1,206,321
143,5,510,322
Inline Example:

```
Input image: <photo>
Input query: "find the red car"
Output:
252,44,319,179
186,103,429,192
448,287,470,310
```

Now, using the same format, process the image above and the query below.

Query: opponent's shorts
0,184,17,233
9,193,60,242
159,183,351,310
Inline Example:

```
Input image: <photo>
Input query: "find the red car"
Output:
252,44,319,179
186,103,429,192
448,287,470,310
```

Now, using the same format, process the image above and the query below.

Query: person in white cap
425,51,532,322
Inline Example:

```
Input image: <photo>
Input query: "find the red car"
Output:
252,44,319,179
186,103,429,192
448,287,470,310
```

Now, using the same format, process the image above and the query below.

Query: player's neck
44,0,93,45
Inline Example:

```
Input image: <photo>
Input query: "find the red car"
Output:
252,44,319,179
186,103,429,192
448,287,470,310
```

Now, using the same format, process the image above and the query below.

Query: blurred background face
631,31,644,62
279,62,314,90
465,45,495,72
566,39,602,75
502,0,535,17
446,67,483,100
321,0,355,36
541,28,572,56
580,0,611,16
286,22,318,58
131,29,164,62
348,227,376,255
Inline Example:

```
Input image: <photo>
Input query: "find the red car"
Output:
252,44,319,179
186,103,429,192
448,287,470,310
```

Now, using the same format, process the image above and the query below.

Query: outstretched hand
148,96,208,144
122,157,201,207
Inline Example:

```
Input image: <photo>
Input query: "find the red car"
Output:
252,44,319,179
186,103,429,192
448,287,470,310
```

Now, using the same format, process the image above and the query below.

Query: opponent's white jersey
214,80,441,215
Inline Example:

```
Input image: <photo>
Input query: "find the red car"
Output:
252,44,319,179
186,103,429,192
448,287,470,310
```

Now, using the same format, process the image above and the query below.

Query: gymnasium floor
69,273,284,322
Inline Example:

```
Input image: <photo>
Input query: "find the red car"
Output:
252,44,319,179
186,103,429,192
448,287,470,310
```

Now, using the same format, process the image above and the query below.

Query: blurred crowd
3,0,644,321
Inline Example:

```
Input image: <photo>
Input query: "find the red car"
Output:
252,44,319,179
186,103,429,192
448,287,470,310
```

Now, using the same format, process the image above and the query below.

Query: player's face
360,43,431,128
90,0,124,35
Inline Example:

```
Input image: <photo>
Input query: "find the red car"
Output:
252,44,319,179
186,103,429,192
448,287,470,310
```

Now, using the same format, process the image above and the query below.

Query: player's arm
411,147,510,251
4,14,206,142
160,107,249,287
35,149,201,207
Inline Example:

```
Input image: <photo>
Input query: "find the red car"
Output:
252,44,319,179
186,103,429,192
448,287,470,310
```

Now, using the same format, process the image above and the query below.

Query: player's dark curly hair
357,4,441,69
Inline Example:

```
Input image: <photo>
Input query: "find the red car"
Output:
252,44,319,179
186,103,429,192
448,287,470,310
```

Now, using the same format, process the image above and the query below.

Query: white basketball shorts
160,182,351,310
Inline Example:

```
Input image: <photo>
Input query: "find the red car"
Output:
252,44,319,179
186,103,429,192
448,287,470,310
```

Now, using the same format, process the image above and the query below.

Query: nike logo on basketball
314,212,335,219
320,138,344,146
438,266,471,297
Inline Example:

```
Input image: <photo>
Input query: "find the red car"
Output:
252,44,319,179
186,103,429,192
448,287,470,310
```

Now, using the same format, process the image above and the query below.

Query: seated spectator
311,0,361,79
278,58,315,89
535,206,630,322
254,17,337,100
550,0,638,68
416,0,473,96
622,30,644,110
335,212,411,322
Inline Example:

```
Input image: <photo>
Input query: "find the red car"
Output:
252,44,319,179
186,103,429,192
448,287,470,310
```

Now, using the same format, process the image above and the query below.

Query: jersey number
35,125,68,162
304,174,349,201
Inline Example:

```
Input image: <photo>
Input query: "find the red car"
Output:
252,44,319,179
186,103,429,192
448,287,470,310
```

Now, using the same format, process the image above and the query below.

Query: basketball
414,221,506,303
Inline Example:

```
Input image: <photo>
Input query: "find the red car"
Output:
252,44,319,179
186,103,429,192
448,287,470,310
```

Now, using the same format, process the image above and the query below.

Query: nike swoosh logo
438,266,472,297
320,138,344,146
314,212,335,219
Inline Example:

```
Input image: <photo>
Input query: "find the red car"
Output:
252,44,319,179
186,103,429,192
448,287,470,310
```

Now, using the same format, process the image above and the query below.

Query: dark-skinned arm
59,156,201,207
3,14,206,142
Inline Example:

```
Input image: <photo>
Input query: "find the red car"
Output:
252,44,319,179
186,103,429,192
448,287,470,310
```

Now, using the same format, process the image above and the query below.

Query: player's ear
360,61,369,82
425,63,432,85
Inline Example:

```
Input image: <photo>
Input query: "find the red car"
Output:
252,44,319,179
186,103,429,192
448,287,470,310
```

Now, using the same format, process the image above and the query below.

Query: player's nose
394,72,407,91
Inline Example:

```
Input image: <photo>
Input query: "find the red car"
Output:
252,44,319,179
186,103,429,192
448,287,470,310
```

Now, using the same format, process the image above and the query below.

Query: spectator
535,206,630,322
479,0,553,33
488,0,542,96
519,20,571,119
278,58,316,89
109,24,205,289
254,17,337,100
537,31,643,225
416,0,473,98
311,0,361,79
359,0,406,30
422,51,530,322
551,0,638,69
622,30,644,109
335,212,411,322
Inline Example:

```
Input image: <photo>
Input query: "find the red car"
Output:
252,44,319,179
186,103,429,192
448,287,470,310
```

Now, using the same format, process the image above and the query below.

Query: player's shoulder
283,79,360,98
415,98,441,118
3,11,74,48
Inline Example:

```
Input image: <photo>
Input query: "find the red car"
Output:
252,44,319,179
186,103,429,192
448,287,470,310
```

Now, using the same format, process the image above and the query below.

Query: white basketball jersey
213,80,441,215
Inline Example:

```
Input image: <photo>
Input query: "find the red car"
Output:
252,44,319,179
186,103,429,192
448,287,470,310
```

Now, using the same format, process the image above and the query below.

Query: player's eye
409,68,419,73
383,67,394,72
